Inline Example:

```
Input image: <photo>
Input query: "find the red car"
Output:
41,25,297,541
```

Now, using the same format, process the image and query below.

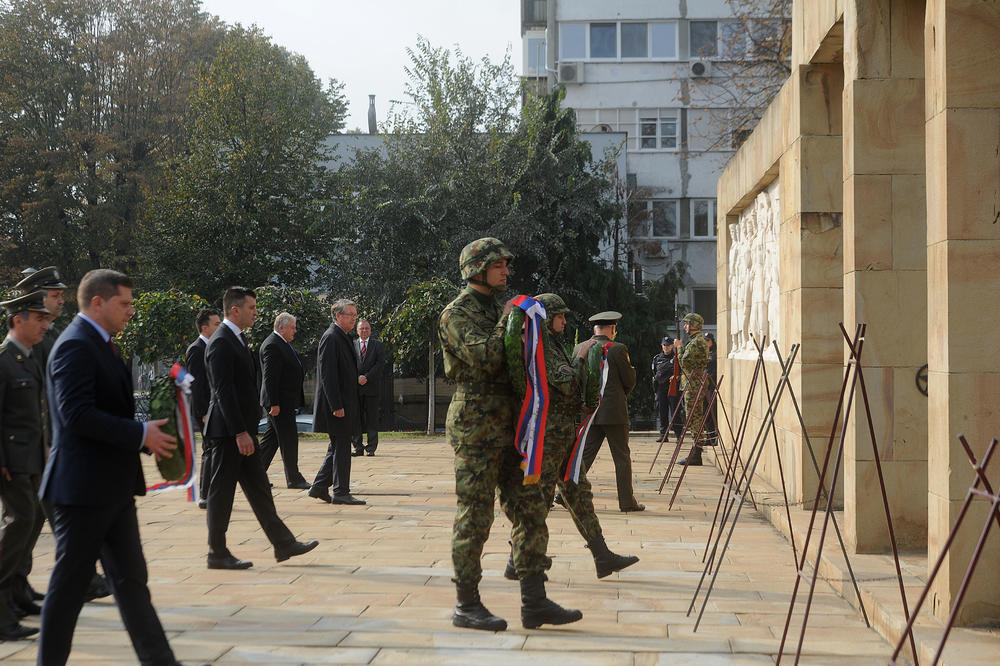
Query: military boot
452,583,507,631
504,542,546,581
587,536,640,579
520,573,583,629
679,445,704,466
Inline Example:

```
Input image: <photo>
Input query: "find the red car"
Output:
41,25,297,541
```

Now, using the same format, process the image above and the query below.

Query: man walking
652,336,683,441
352,318,384,457
186,308,221,509
441,238,581,631
38,269,179,665
309,299,365,505
676,313,710,466
203,287,317,569
576,312,644,512
259,312,309,488
0,291,50,640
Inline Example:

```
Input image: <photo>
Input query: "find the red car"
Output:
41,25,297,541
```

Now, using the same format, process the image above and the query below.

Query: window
651,201,679,237
621,23,647,58
692,199,717,238
651,22,677,58
560,24,586,59
526,37,547,75
693,289,718,326
719,22,746,59
690,21,718,57
590,23,616,58
638,109,678,150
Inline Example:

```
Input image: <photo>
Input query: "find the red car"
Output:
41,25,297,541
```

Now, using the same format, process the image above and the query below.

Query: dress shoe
331,494,366,505
307,486,332,503
0,622,38,640
621,504,646,512
351,449,364,457
287,480,311,490
14,599,41,616
365,451,375,456
83,575,111,601
197,499,207,509
207,555,253,570
274,539,319,562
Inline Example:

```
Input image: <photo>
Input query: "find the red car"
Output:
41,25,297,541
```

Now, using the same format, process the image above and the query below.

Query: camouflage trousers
539,420,602,544
684,383,708,445
447,394,551,585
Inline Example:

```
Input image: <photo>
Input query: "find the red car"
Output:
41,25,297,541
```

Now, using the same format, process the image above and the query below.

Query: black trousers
313,433,353,496
205,436,295,557
353,394,380,453
38,500,175,666
581,423,640,511
0,474,41,625
259,411,306,484
198,430,211,502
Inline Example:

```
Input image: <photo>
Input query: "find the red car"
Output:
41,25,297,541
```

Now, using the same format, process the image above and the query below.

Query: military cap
704,332,715,342
1,290,51,316
661,336,673,345
588,311,622,326
683,312,704,329
15,266,67,292
534,293,569,317
458,238,513,281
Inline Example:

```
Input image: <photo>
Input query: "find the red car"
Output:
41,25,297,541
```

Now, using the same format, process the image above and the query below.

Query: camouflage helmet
459,237,513,282
534,293,569,318
683,312,704,330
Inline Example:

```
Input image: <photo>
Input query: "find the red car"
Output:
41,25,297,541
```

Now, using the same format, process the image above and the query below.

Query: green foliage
142,26,347,298
247,285,327,370
382,278,457,377
117,289,208,363
0,0,225,284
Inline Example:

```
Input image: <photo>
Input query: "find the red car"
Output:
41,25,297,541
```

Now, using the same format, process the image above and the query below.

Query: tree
0,0,225,283
116,289,208,364
247,285,327,372
142,26,347,298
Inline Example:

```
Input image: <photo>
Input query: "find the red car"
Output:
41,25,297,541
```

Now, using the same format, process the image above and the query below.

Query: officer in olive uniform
675,312,710,466
575,312,645,512
14,267,68,371
502,293,638,580
440,238,582,631
0,291,51,640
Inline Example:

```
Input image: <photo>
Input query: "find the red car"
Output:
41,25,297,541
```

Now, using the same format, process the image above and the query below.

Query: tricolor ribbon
512,295,549,485
564,342,613,483
146,363,200,501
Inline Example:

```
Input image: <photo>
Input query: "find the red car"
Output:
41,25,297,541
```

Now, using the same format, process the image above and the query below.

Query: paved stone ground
0,433,954,664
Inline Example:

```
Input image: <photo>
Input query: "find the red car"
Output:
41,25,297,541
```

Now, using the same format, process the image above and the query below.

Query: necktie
108,338,121,359
239,332,249,349
361,340,367,359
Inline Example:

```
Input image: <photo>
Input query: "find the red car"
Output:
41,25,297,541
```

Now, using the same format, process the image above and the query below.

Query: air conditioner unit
689,59,712,78
558,62,584,84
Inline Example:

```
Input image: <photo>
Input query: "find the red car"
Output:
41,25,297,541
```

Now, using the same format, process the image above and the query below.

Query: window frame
635,199,681,240
559,21,678,61
635,108,679,152
691,199,718,239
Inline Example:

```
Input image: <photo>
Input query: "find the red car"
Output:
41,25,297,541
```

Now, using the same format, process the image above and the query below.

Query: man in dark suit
38,269,180,665
352,318,384,457
203,287,317,570
309,299,364,505
258,312,308,488
186,308,221,509
574,311,644,512
0,291,50,640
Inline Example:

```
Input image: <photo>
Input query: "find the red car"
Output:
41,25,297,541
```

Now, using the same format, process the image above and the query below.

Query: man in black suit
203,287,317,570
352,318,384,457
258,312,308,488
186,308,221,509
38,269,180,666
0,291,50,640
309,299,364,505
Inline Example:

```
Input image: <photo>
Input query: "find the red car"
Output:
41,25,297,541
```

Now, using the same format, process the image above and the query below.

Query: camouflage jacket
439,286,508,387
680,333,709,391
543,331,586,421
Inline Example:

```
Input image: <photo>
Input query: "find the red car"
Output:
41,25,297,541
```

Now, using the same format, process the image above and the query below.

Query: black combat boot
587,535,640,579
679,445,704,466
519,573,583,629
452,583,507,631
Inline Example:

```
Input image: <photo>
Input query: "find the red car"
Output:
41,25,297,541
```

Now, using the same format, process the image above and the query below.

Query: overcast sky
199,0,523,132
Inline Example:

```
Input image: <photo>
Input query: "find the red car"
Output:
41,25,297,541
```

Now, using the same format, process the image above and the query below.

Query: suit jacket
313,323,359,436
259,331,305,410
204,324,260,438
185,337,209,429
574,335,636,425
354,336,384,397
0,337,47,474
40,315,146,505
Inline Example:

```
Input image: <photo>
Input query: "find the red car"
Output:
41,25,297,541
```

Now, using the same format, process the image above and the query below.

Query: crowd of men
0,243,715,660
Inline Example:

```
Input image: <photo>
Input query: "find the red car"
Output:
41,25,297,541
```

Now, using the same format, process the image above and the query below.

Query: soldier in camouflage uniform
440,238,582,631
502,293,638,580
675,312,710,466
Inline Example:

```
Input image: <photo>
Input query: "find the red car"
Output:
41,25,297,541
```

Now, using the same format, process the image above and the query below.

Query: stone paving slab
3,432,993,664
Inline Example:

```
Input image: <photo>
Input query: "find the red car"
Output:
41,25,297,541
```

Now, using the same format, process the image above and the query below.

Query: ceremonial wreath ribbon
564,342,613,483
146,363,200,501
512,295,549,485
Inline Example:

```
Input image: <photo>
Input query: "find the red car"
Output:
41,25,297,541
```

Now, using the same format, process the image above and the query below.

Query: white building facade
521,0,787,330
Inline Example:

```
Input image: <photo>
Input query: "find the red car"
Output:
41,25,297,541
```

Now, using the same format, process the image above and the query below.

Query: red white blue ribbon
146,363,199,501
512,295,549,485
564,342,613,483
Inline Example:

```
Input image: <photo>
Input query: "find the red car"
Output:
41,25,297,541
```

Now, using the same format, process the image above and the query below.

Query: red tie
361,340,367,359
108,338,120,359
